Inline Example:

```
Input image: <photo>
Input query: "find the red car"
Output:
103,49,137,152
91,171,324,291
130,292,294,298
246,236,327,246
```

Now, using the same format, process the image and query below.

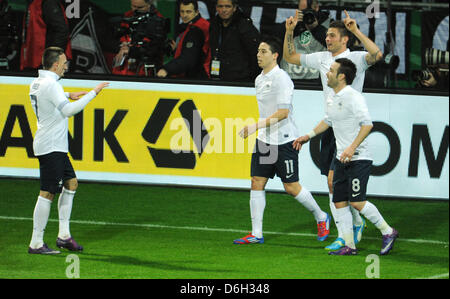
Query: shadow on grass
76,252,235,274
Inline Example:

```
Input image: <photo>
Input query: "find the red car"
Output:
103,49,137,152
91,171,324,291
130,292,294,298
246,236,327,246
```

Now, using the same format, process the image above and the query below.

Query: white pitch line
0,216,449,246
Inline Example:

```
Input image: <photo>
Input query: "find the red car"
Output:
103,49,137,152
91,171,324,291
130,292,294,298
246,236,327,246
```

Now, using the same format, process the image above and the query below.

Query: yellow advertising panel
0,78,259,181
2,76,449,199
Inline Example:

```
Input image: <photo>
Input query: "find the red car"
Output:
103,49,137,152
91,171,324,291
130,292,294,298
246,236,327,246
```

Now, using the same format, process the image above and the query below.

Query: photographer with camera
279,0,332,81
413,47,449,90
112,0,169,77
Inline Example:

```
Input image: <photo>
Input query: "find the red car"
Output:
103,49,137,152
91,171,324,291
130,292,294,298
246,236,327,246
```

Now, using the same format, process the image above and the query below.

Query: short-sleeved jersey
255,65,299,145
29,70,72,156
300,49,369,101
323,85,373,161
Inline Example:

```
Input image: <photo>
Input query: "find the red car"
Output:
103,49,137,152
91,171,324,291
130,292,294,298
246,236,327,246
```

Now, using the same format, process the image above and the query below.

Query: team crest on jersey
300,31,312,46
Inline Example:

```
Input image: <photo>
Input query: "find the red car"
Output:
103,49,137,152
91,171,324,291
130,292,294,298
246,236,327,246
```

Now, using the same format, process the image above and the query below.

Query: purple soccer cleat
380,228,399,255
56,237,83,252
28,243,61,255
328,246,358,255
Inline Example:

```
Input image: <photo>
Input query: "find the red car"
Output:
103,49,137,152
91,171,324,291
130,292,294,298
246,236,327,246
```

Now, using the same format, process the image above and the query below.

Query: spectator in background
112,0,168,76
20,0,72,70
156,0,211,79
209,0,260,82
280,0,332,82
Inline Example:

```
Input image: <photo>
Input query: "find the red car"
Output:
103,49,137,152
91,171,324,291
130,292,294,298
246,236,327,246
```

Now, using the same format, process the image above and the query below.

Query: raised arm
343,10,383,65
283,11,302,65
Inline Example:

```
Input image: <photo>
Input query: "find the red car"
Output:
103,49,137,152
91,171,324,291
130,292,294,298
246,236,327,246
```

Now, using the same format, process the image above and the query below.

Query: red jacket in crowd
20,0,72,70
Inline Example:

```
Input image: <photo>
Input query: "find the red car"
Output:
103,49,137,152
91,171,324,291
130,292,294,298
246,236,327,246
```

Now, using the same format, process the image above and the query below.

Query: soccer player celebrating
233,36,330,245
284,10,383,251
293,58,399,255
28,47,109,254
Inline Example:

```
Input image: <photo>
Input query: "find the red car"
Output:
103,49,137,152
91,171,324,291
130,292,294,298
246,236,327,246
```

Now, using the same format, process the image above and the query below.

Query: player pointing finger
343,10,357,33
285,10,299,32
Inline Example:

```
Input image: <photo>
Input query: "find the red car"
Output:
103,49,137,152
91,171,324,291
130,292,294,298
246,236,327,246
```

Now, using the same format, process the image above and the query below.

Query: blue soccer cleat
233,233,264,244
353,217,366,245
325,237,345,251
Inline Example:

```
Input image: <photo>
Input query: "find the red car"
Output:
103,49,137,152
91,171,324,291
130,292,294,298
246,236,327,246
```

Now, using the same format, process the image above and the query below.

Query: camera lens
425,48,450,66
384,53,399,70
302,9,316,25
411,70,431,81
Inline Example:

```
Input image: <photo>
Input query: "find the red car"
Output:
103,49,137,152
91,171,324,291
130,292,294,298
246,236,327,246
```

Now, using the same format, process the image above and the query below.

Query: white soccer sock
250,190,266,239
360,201,393,235
58,188,76,240
295,187,327,223
334,206,355,249
29,196,52,249
350,205,363,227
329,193,343,239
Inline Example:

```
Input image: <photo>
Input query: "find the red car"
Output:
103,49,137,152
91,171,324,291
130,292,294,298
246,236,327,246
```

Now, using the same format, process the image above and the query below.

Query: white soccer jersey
300,49,369,101
255,65,299,145
323,85,373,161
29,70,95,156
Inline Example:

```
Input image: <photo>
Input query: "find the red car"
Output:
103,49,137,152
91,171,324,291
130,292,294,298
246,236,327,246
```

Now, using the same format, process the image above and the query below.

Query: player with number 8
293,58,398,255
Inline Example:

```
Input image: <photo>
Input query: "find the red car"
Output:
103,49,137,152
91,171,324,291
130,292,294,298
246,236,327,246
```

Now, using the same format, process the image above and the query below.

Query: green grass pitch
0,178,448,280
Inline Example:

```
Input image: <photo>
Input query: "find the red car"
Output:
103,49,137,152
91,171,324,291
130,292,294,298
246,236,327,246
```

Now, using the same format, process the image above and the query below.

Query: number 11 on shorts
285,160,294,174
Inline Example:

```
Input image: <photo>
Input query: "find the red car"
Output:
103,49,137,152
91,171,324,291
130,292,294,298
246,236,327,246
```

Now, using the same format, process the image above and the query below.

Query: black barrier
0,71,447,97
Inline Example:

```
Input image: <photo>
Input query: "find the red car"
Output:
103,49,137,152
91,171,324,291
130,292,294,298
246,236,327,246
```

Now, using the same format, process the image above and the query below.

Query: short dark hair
260,35,282,64
42,47,64,70
180,0,198,10
303,0,320,9
329,20,351,39
335,58,356,85
216,0,238,6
